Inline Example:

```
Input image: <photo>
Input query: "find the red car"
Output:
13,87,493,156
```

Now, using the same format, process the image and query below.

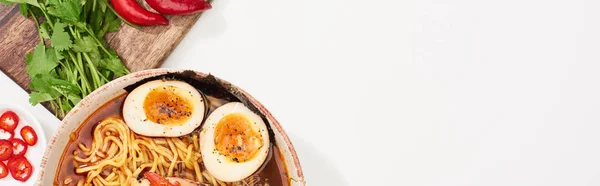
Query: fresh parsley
5,0,131,117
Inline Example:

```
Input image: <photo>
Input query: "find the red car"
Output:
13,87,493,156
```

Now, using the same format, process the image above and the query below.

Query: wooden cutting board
0,4,202,92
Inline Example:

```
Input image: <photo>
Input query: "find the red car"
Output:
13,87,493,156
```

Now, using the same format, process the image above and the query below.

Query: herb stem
98,70,110,82
76,52,91,93
68,51,90,95
75,27,81,39
83,27,112,56
50,100,59,117
56,97,64,117
82,53,101,89
68,26,79,40
38,3,53,26
29,9,44,44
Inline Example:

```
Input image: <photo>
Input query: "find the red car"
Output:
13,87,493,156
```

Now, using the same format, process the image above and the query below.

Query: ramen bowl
37,69,305,185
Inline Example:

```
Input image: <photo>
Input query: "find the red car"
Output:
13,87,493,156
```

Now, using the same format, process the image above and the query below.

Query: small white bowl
0,104,48,185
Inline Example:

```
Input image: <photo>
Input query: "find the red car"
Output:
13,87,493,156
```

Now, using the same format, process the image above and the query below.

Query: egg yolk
143,86,193,126
214,113,263,163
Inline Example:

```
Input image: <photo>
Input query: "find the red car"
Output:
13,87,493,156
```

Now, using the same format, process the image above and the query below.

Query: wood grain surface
0,5,38,90
0,4,202,91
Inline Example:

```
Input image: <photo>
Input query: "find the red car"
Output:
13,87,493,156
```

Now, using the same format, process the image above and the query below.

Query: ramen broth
55,93,289,185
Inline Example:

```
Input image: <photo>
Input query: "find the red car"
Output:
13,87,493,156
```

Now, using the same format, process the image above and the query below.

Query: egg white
123,80,205,137
199,102,270,182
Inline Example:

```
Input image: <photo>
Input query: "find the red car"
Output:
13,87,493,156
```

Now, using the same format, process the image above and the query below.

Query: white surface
164,0,600,185
4,0,600,185
0,105,47,185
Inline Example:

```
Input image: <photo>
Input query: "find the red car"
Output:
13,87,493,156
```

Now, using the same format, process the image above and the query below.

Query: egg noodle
67,117,240,186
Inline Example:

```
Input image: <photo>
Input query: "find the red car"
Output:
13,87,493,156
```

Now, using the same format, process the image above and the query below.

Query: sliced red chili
0,140,13,161
6,156,18,169
0,161,8,179
9,139,27,157
145,0,211,15
0,128,14,140
110,0,169,26
7,156,33,182
20,126,38,146
0,111,19,132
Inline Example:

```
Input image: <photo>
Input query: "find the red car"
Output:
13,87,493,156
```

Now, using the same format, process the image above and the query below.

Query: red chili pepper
145,0,211,15
110,0,169,26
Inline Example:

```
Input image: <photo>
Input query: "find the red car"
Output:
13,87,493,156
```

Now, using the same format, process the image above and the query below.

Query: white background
4,0,600,185
164,0,600,185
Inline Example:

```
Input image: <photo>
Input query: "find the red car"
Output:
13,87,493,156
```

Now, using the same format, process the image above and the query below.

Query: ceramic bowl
36,69,305,185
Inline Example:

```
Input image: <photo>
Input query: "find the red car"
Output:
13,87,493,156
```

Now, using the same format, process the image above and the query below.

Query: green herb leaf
107,48,118,56
1,0,38,7
88,47,102,67
25,52,33,64
26,44,58,77
104,10,120,32
56,66,67,80
108,20,121,32
47,0,81,23
100,69,111,79
80,0,92,23
30,74,60,96
46,47,61,63
99,0,106,12
29,73,82,106
50,22,73,51
39,21,51,39
19,3,28,16
49,79,82,105
28,5,44,17
54,47,65,60
56,89,81,105
72,22,87,30
72,36,96,53
90,6,104,33
52,80,81,94
61,97,75,111
29,92,55,105
100,57,128,77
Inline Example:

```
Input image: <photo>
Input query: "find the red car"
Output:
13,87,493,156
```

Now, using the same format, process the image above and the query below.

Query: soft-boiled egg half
123,80,206,137
199,102,270,182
